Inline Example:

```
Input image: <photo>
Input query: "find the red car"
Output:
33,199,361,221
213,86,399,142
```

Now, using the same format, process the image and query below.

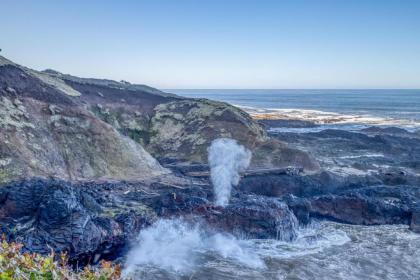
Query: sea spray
208,138,252,207
123,219,265,277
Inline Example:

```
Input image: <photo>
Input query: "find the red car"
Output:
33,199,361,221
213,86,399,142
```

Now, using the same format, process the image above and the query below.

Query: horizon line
164,88,420,91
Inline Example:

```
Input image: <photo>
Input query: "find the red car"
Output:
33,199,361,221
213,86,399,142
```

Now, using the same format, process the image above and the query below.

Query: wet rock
272,127,420,176
410,209,420,233
201,195,298,241
283,195,311,225
127,182,299,241
258,119,318,129
238,170,381,198
0,178,154,261
309,194,409,225
285,185,418,226
142,185,212,216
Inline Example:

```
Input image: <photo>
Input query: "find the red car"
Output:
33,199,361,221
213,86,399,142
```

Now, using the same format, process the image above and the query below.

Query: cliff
0,55,319,183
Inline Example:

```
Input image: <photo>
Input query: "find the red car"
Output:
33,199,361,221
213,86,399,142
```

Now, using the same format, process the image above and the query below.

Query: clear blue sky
1,0,419,89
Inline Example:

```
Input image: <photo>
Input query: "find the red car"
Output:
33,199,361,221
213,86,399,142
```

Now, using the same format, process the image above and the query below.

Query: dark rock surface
236,121,420,229
0,177,299,263
410,209,420,233
259,119,318,129
195,195,298,241
0,179,155,261
305,185,416,225
272,127,420,176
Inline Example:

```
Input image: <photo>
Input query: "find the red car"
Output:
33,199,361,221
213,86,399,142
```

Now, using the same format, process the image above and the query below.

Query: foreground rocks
1,160,419,267
0,177,300,263
2,167,419,267
0,179,154,261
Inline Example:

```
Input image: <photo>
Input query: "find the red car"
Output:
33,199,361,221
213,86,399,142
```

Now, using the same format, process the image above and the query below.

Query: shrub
0,236,121,279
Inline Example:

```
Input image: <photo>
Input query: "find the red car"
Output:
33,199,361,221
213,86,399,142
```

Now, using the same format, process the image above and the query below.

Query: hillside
0,55,319,183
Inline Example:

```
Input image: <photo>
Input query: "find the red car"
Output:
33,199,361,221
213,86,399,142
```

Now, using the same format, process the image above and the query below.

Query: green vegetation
125,128,152,146
0,170,9,184
90,106,120,128
0,237,121,280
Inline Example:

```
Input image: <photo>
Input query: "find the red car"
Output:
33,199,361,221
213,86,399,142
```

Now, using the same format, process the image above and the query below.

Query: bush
0,236,121,279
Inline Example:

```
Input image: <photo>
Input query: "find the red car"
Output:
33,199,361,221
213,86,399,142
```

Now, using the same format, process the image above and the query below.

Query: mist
123,218,264,277
208,138,252,207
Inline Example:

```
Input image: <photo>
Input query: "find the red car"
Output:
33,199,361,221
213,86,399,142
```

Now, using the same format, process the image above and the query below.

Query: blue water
168,89,420,130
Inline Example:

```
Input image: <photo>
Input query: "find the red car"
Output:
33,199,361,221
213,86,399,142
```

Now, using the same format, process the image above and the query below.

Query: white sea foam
238,105,420,131
123,219,354,278
339,153,384,159
251,221,351,259
123,219,265,277
268,124,369,134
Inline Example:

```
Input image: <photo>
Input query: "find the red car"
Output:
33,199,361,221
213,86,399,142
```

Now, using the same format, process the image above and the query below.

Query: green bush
0,236,121,280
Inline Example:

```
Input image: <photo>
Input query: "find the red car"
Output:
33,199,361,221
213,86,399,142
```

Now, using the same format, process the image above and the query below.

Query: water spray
207,138,252,207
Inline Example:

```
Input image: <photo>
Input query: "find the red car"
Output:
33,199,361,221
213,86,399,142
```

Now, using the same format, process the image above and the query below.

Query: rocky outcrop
147,98,266,162
272,126,420,176
0,57,169,182
0,177,299,262
0,55,320,183
0,179,155,260
284,185,418,226
201,195,298,241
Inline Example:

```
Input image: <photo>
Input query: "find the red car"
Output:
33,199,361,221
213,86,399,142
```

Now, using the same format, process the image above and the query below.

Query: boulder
200,195,299,241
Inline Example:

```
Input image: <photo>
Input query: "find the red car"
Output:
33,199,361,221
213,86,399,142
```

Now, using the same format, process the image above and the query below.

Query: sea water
169,89,420,131
124,220,420,280
124,89,420,279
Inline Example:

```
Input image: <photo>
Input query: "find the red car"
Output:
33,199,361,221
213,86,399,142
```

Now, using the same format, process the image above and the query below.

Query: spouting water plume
208,138,252,207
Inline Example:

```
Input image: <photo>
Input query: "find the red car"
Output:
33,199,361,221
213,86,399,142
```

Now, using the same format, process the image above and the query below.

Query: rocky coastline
1,55,419,271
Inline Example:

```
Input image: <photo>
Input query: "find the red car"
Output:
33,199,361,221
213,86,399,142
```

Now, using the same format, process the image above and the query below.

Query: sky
1,0,420,89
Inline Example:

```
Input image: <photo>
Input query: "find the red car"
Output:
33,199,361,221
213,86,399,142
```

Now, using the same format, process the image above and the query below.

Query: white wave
339,153,384,159
251,221,351,259
237,105,420,130
268,124,369,133
123,219,351,279
123,219,265,277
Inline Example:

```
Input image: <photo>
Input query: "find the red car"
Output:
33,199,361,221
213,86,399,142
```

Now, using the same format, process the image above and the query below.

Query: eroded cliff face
146,99,319,170
0,55,319,183
0,57,168,183
148,99,267,162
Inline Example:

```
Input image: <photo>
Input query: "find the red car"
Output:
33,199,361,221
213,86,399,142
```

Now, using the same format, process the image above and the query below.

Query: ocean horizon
169,89,420,132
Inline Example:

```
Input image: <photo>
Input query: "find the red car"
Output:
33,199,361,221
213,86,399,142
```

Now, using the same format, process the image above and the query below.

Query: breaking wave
239,106,420,132
123,220,420,280
123,219,265,277
122,219,352,279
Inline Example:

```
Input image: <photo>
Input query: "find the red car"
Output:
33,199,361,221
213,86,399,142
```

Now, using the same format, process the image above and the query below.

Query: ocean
126,220,420,280
169,89,420,132
123,89,420,280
